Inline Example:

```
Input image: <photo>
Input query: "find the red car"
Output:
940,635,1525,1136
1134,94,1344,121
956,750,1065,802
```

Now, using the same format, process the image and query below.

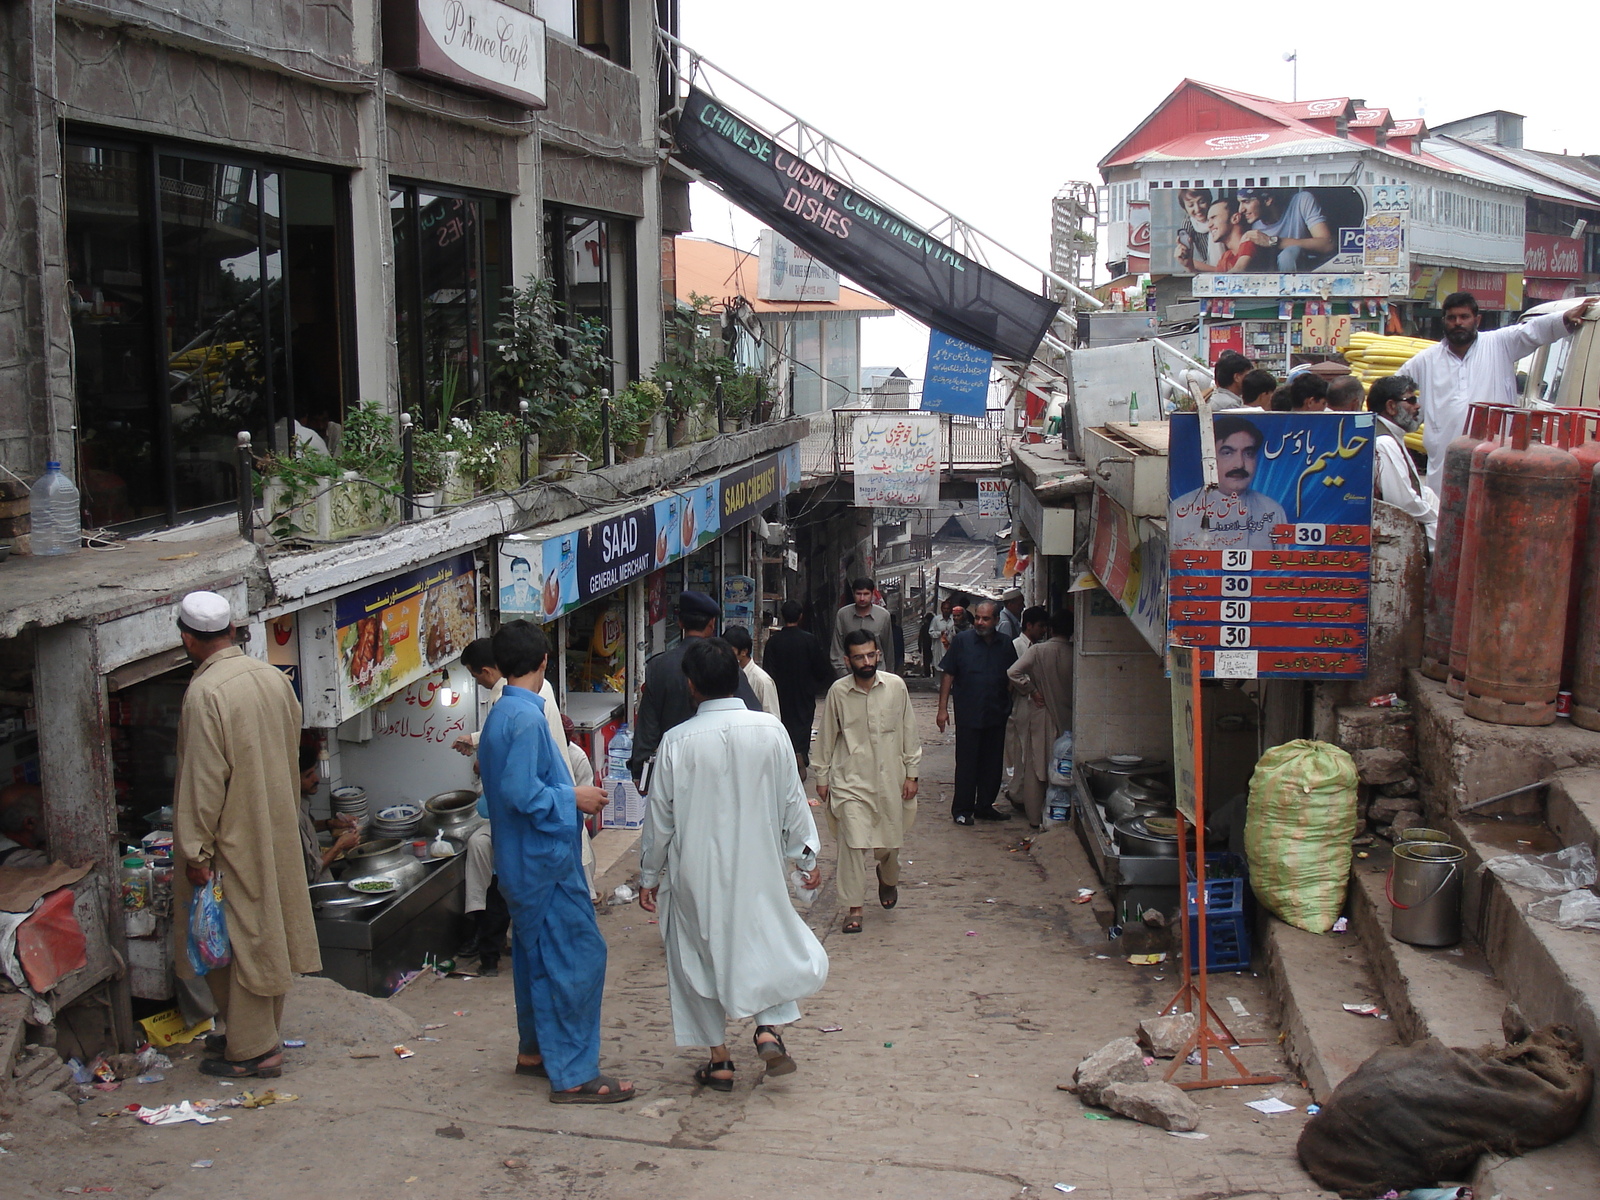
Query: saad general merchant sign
383,0,548,108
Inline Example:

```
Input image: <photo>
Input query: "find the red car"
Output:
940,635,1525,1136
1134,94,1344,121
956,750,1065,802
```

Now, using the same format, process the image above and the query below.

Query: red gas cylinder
1558,411,1600,688
1421,403,1500,681
1571,460,1600,731
1462,411,1581,726
1445,408,1511,698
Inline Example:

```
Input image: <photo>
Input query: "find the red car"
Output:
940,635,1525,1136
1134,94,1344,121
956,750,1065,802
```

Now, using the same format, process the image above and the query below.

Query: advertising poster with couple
1150,186,1404,277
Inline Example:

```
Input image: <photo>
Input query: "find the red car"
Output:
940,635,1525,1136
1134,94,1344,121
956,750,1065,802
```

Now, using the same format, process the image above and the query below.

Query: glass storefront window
545,205,635,394
65,133,352,529
390,184,508,426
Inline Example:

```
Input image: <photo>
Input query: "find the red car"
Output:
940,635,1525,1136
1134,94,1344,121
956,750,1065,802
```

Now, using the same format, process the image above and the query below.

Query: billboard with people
1150,186,1374,276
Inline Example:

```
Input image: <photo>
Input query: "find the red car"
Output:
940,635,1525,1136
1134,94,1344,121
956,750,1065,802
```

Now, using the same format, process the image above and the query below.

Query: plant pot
440,451,474,507
263,474,332,538
544,451,591,480
620,439,647,461
492,445,521,493
670,416,691,446
410,491,438,519
327,471,395,538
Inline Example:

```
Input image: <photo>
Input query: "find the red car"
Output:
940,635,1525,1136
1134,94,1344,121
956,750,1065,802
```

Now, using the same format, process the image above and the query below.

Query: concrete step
1346,848,1507,1049
1256,908,1399,1102
1547,767,1600,860
1473,1138,1600,1200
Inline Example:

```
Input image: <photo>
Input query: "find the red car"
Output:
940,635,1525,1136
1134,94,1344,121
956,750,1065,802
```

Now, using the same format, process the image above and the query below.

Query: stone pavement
2,693,1336,1199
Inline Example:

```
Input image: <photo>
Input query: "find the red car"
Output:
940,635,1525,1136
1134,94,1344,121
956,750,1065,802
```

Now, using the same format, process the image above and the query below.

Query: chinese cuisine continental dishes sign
1167,412,1373,680
337,554,478,714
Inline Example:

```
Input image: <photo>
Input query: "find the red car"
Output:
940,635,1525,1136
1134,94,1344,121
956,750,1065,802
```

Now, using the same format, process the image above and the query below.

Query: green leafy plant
458,409,522,491
410,426,451,493
339,400,401,480
612,380,665,447
649,293,771,432
491,277,612,455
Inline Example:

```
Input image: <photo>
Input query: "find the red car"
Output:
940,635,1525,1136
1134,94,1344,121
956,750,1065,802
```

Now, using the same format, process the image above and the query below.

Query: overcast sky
676,1,1595,385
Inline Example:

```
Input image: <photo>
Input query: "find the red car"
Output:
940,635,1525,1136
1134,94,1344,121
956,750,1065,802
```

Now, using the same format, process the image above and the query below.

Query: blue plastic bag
186,873,232,975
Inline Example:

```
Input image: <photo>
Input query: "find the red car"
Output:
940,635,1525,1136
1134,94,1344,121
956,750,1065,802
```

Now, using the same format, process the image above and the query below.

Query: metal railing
799,409,1018,478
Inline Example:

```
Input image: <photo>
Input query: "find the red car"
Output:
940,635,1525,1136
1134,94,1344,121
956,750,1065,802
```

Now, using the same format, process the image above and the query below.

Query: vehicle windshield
1518,328,1575,404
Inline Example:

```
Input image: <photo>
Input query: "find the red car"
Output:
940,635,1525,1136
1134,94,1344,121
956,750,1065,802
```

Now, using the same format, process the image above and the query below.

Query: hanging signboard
757,229,840,302
1087,487,1168,654
853,413,941,509
921,331,992,416
1167,411,1373,679
673,87,1058,362
1169,644,1198,824
977,478,1009,519
381,0,548,108
336,553,479,716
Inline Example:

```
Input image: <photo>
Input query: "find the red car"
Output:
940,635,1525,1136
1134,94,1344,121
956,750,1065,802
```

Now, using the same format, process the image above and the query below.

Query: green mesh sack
1244,739,1358,934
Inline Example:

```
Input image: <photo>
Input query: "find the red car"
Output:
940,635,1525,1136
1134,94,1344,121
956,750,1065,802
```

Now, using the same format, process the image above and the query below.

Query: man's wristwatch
1269,234,1282,248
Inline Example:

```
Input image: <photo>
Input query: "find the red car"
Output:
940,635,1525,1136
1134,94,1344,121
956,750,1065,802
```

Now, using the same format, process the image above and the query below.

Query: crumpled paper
135,1101,231,1126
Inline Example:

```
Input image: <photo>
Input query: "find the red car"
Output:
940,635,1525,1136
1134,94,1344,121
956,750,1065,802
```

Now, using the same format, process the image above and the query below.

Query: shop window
536,0,577,37
545,205,636,394
576,0,630,66
390,184,510,426
65,134,353,529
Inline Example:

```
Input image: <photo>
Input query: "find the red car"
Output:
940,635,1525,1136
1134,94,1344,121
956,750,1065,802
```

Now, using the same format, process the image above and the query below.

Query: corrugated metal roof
1426,137,1600,206
673,236,895,317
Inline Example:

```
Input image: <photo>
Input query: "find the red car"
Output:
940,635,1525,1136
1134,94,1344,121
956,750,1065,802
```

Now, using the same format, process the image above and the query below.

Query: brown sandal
549,1073,636,1104
198,1050,282,1079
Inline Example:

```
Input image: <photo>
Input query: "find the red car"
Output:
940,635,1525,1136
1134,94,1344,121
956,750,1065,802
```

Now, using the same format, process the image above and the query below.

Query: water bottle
605,725,632,780
30,461,81,555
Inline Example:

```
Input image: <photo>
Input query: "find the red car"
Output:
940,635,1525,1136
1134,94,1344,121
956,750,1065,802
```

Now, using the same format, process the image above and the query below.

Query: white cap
1001,587,1024,602
179,591,234,634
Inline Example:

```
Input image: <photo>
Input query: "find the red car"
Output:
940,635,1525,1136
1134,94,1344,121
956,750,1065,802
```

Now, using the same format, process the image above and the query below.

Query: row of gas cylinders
1422,403,1600,728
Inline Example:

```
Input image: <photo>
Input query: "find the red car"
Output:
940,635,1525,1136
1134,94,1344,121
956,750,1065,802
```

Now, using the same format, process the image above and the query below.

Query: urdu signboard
382,0,548,108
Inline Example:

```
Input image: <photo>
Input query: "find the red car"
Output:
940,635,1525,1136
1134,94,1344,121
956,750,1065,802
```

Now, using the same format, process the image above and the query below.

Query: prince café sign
383,0,547,108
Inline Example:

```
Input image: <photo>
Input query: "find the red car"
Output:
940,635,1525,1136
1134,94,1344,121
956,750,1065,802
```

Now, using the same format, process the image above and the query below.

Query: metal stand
399,412,414,520
235,431,253,539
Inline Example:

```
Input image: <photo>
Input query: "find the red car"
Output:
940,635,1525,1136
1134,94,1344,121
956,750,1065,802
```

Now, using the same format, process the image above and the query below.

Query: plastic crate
1186,878,1252,972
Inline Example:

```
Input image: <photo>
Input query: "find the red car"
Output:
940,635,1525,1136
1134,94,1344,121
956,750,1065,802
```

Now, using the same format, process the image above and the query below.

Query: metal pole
600,387,613,467
399,411,414,521
714,374,725,435
664,383,676,448
235,431,253,540
518,399,530,483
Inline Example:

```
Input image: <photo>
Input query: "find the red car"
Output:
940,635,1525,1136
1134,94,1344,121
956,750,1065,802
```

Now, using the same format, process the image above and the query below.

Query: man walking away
1240,369,1277,410
629,591,761,786
639,639,827,1089
723,626,780,716
1401,293,1594,497
762,599,836,779
937,599,1019,825
1368,375,1438,551
478,620,633,1104
814,630,920,935
171,591,317,1080
1006,610,1076,829
833,577,893,674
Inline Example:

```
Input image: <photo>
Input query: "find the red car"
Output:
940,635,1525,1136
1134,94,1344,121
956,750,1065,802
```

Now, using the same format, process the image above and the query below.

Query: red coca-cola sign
1524,233,1584,280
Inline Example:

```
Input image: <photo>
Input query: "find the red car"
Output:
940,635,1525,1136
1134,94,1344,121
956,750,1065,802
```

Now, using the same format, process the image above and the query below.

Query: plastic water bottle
605,725,632,780
30,461,81,555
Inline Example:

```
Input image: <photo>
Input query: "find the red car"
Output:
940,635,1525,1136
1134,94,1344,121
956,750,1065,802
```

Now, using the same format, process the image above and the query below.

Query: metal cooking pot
424,790,484,838
1082,756,1172,801
1104,782,1176,824
340,839,425,890
308,880,391,915
1114,815,1181,858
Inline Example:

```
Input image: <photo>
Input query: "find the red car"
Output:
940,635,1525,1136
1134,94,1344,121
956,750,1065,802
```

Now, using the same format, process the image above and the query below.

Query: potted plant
491,277,611,469
613,381,665,459
260,400,401,539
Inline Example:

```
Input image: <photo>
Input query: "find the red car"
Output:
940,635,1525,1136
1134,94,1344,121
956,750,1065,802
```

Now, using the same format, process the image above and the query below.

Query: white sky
677,1,1596,385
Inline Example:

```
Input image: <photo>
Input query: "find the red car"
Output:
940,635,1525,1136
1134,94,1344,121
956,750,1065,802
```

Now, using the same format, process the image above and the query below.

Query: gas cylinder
1462,411,1581,726
1571,460,1600,731
1557,411,1600,689
1421,404,1499,681
1446,408,1511,698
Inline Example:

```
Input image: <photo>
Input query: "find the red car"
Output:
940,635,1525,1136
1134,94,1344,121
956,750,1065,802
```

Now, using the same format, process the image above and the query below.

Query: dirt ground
1,693,1337,1199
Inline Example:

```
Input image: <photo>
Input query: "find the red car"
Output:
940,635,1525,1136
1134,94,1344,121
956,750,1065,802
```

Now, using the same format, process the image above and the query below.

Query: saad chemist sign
382,0,548,108
673,88,1058,363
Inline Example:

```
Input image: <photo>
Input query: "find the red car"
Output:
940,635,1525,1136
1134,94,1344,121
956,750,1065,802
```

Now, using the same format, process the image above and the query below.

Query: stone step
1256,908,1398,1102
1546,767,1600,861
1473,1138,1600,1200
1346,848,1507,1049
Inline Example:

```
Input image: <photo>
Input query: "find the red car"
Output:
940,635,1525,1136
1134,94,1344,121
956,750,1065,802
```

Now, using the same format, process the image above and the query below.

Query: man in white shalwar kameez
639,638,827,1089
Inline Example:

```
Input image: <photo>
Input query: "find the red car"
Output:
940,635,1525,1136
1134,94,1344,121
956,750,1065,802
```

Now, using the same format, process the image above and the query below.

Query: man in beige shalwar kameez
1004,610,1075,829
813,630,920,934
171,592,319,1079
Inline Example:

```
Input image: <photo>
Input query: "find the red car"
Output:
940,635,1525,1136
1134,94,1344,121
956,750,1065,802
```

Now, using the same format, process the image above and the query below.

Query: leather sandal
693,1059,735,1092
198,1050,282,1079
514,1056,547,1078
202,1033,228,1057
754,1025,796,1076
549,1073,636,1104
877,871,899,909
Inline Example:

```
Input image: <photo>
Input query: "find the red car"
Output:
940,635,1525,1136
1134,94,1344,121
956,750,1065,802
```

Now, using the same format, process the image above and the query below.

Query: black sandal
198,1050,282,1079
514,1057,547,1078
878,879,899,909
842,917,863,934
202,1033,227,1057
754,1025,796,1077
549,1073,636,1104
694,1059,735,1092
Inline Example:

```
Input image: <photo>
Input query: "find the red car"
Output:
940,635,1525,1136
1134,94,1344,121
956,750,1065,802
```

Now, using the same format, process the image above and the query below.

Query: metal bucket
1387,842,1465,947
1397,827,1451,844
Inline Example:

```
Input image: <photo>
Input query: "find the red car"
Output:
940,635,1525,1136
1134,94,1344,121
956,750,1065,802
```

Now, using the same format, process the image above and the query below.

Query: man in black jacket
627,590,761,788
762,599,837,779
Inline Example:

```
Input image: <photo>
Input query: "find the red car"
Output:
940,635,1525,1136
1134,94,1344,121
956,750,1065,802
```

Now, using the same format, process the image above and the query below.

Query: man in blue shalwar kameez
477,620,635,1104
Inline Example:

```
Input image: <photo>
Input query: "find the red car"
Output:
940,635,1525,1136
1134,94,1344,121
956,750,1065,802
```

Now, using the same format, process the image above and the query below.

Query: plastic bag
1047,730,1075,787
1244,739,1358,934
186,874,231,976
1484,843,1597,893
1526,889,1600,932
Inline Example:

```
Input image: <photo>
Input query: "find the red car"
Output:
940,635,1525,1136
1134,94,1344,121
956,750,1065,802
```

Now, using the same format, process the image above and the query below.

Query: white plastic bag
1526,889,1600,932
1484,843,1597,893
1048,730,1075,787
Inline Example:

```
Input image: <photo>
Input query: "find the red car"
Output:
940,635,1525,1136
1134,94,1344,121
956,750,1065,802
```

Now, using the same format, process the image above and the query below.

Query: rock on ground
1100,1080,1202,1131
1353,748,1412,786
1370,793,1424,821
1071,1036,1147,1105
1389,811,1426,834
1137,1012,1197,1059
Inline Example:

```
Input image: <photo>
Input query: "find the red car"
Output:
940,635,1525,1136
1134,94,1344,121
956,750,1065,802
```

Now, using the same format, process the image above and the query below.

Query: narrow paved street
6,693,1332,1199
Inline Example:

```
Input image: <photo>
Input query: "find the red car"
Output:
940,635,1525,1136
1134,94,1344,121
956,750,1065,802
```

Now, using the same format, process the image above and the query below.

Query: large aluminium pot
424,789,484,838
1082,755,1172,801
1104,777,1176,823
340,838,425,890
1114,815,1180,858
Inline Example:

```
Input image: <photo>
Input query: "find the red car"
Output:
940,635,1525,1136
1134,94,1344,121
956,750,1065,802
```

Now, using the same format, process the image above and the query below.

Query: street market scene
3,3,1600,1198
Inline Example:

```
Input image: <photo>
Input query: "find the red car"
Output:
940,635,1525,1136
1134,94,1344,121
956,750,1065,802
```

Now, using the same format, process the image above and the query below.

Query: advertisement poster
1088,487,1168,654
1169,645,1198,824
853,413,941,508
1150,186,1371,276
722,575,755,631
921,331,992,417
336,554,478,715
977,477,1009,519
1166,412,1373,679
682,480,721,553
266,614,301,700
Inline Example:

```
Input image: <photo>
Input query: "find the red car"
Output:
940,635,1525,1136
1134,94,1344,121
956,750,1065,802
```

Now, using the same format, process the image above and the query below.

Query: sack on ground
185,873,232,976
1297,1024,1593,1198
1244,738,1356,933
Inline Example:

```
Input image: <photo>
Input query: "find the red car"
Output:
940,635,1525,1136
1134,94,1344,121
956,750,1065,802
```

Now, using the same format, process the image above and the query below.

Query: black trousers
781,711,814,765
476,879,511,962
952,723,1007,817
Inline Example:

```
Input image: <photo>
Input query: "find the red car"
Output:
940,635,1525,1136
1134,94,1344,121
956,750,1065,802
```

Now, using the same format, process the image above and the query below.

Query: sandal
202,1033,228,1057
754,1026,796,1077
198,1050,282,1079
842,917,862,934
514,1056,547,1078
878,879,898,909
693,1059,735,1092
549,1073,636,1104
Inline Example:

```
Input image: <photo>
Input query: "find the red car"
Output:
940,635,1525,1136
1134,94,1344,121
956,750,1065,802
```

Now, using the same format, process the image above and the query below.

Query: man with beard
814,630,920,934
937,600,1019,825
1368,375,1437,550
1169,414,1287,550
1400,293,1594,497
1238,188,1335,272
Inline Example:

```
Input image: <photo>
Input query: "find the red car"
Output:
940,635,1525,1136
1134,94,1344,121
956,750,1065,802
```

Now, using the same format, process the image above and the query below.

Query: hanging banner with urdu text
922,331,992,416
853,414,941,509
673,87,1059,362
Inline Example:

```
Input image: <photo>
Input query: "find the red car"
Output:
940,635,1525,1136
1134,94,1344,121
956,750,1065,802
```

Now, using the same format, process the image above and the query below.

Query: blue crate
1186,878,1252,972
1187,876,1248,917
